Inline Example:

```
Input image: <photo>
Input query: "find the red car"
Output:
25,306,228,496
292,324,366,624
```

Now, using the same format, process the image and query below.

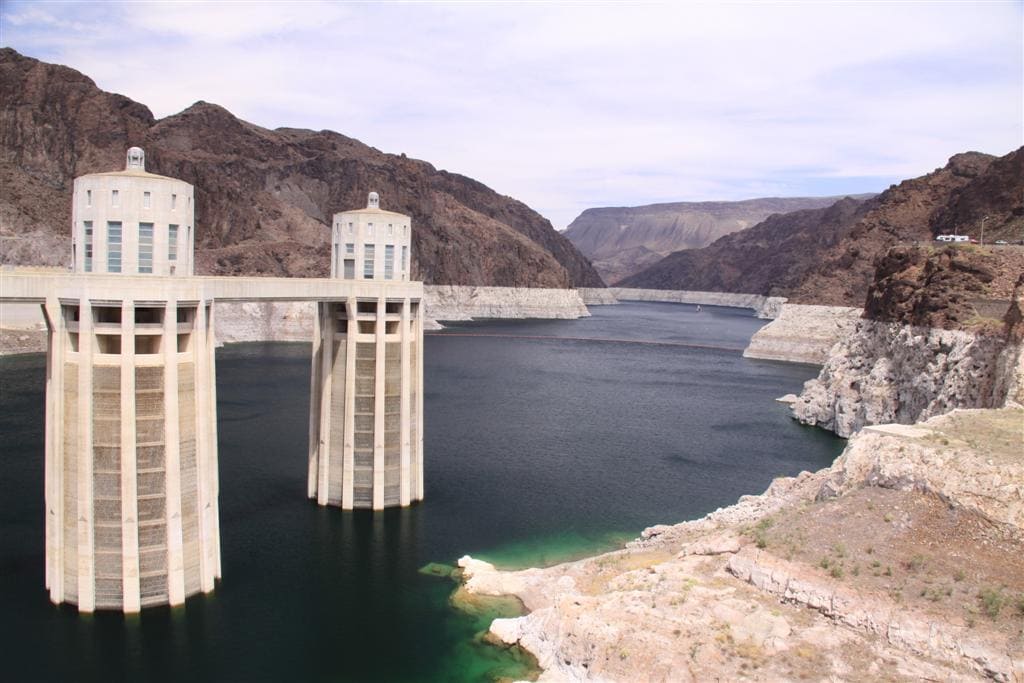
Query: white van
935,235,969,242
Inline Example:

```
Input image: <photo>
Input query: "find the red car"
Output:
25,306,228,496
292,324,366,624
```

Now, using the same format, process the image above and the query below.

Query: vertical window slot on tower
139,223,154,273
384,245,394,280
84,221,93,272
107,222,122,272
168,224,178,262
363,244,375,278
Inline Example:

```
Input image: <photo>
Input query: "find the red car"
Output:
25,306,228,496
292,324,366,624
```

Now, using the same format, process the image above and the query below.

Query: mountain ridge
565,194,873,284
620,148,1024,306
0,48,605,288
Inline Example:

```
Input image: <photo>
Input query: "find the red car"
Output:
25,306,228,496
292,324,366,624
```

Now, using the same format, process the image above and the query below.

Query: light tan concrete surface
307,195,424,511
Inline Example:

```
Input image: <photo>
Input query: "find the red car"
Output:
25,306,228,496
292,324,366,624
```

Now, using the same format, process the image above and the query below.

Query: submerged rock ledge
457,408,1024,682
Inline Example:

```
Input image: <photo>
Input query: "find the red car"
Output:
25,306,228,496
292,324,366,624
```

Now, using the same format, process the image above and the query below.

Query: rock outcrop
743,304,862,365
793,250,1024,437
456,408,1024,682
0,48,605,289
792,320,1015,437
620,148,1024,307
864,244,1020,329
564,196,857,285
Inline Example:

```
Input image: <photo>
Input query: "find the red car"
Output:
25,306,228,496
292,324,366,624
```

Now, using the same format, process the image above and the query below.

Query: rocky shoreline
451,282,1024,682
456,408,1024,682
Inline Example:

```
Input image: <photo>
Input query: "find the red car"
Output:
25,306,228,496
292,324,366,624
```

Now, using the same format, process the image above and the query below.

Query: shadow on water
0,302,845,682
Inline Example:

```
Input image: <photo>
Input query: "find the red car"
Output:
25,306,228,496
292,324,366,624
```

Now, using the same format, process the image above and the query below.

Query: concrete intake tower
307,193,425,509
48,148,221,611
2,150,427,612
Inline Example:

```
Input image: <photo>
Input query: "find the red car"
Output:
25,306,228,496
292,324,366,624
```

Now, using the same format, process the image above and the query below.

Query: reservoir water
0,302,845,682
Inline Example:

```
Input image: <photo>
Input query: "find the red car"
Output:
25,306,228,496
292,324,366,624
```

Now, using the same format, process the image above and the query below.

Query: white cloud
2,0,1021,227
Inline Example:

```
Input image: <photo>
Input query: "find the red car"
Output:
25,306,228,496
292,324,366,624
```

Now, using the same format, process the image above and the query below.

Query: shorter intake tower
308,193,424,509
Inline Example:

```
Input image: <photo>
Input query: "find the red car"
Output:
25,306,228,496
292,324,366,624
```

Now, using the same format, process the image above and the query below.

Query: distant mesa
564,195,874,285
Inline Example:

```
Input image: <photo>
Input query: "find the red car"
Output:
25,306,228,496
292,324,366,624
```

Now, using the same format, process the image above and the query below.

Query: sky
1,0,1022,229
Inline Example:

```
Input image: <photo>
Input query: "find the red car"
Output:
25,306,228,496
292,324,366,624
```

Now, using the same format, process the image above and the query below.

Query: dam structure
0,149,424,612
308,193,424,509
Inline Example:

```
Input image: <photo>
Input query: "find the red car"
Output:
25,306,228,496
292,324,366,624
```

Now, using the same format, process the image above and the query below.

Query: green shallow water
0,302,845,681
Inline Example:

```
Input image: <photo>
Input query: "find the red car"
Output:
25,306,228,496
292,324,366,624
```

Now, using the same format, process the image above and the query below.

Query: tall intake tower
308,192,424,509
46,148,221,611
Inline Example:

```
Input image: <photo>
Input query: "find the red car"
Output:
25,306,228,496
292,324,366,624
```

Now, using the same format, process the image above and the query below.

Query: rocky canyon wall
791,250,1024,437
791,320,1020,437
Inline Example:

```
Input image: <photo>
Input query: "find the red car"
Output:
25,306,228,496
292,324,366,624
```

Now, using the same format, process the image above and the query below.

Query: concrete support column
307,303,323,500
399,298,411,506
372,295,386,510
121,298,141,613
316,303,333,505
43,296,63,600
77,293,95,612
163,297,186,605
206,301,222,582
341,297,357,510
414,306,424,501
195,302,216,591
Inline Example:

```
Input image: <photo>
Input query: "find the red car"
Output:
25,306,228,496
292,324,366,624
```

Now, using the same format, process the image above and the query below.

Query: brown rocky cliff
620,149,1023,306
863,245,1024,331
0,48,605,287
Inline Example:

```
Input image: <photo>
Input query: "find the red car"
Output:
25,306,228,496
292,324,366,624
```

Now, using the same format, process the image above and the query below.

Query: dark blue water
0,302,844,682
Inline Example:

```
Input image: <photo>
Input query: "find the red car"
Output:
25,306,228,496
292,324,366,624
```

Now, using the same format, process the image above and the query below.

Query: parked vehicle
935,234,970,242
995,240,1008,245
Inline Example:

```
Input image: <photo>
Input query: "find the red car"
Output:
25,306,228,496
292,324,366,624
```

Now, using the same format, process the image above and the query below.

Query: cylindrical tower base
308,293,423,510
43,292,221,612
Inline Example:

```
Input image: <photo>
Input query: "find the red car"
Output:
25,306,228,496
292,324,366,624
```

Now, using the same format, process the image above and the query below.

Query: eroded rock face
0,48,604,288
792,252,1024,436
863,245,1015,330
792,319,1015,437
